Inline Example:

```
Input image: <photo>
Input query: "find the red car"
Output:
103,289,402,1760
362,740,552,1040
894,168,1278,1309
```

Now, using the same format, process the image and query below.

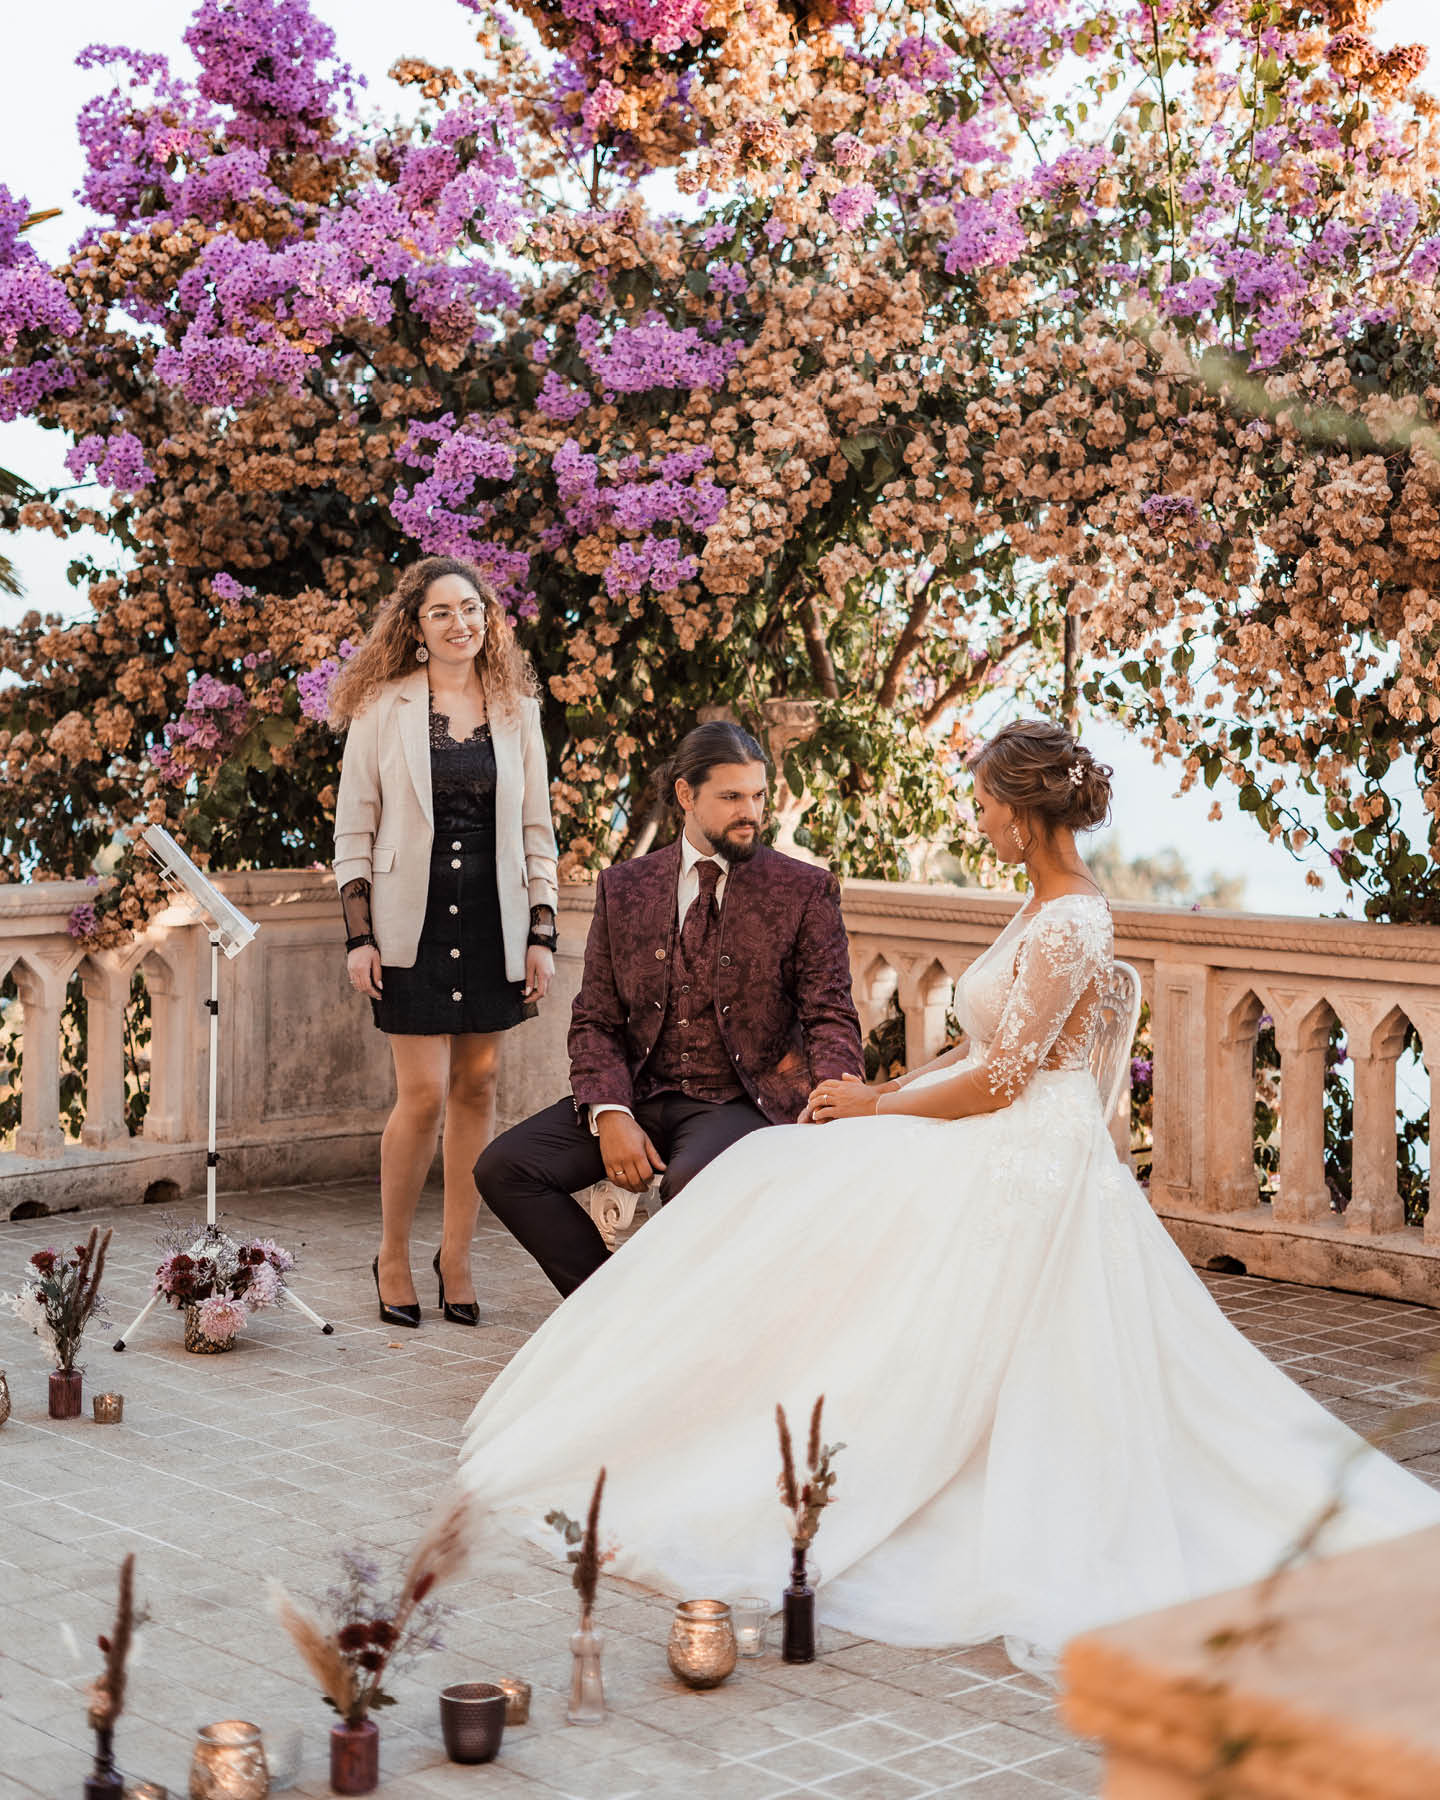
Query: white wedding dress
457,893,1440,1668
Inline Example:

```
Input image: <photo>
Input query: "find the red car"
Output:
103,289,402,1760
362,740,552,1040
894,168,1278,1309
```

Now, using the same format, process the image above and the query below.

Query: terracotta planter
48,1368,82,1420
329,1719,379,1795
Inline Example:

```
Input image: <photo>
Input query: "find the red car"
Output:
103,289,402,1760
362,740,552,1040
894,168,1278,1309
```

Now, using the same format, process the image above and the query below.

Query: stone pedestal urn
1064,1521,1440,1798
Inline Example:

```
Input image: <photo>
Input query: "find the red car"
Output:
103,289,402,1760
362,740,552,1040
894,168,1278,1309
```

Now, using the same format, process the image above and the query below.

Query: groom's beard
714,824,761,862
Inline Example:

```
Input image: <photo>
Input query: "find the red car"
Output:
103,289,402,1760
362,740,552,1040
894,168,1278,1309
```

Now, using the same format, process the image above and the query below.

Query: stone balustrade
0,871,394,1215
3,873,1438,1307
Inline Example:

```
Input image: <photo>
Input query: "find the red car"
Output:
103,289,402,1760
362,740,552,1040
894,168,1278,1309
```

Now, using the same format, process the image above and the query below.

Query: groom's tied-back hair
968,720,1113,833
658,720,769,809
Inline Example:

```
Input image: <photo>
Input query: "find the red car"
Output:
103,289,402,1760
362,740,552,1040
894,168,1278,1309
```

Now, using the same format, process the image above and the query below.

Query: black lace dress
340,702,543,1036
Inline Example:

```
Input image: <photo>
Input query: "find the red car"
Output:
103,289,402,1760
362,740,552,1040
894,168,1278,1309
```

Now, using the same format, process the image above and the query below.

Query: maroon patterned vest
637,861,745,1106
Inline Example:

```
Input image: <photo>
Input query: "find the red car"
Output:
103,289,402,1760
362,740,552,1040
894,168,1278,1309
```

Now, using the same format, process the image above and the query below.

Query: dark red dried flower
337,1622,370,1653
368,1619,399,1649
30,1250,58,1276
357,1650,385,1672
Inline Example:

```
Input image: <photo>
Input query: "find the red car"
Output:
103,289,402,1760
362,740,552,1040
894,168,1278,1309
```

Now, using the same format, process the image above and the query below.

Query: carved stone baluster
900,959,953,1070
1268,993,1334,1226
1150,963,1229,1213
139,951,187,1144
79,958,132,1150
1411,1006,1440,1246
12,958,66,1159
850,948,898,1045
1337,1002,1410,1235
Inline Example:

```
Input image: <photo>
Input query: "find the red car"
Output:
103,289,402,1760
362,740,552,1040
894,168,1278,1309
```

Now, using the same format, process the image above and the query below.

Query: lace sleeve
340,878,377,953
975,902,1109,1106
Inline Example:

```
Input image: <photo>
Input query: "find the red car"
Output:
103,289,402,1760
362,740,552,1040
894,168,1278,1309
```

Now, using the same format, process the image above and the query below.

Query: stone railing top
0,868,339,935
4,866,1438,973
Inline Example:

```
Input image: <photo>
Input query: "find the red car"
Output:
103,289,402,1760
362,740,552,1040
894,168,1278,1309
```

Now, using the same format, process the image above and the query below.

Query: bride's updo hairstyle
968,720,1113,834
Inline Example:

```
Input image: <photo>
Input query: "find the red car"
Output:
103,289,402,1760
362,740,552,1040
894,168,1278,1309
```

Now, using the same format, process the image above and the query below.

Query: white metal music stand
113,825,334,1349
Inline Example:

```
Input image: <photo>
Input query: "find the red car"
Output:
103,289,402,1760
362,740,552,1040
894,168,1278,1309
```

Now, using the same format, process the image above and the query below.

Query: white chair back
1091,959,1142,1123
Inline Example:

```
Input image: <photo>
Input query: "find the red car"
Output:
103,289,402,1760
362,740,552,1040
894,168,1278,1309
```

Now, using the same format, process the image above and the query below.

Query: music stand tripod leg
113,1290,163,1352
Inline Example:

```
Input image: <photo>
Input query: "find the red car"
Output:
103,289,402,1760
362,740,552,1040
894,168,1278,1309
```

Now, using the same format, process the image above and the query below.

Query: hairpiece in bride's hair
1068,762,1085,787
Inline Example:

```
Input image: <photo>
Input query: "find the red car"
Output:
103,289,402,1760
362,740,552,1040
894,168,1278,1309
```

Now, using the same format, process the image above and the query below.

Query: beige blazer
333,669,559,976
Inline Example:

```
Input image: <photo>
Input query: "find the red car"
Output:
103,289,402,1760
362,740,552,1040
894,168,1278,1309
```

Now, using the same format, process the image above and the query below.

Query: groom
475,720,864,1295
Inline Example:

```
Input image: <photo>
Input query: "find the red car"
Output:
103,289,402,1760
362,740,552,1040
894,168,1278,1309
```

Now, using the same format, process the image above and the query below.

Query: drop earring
415,644,429,663
1010,823,1025,857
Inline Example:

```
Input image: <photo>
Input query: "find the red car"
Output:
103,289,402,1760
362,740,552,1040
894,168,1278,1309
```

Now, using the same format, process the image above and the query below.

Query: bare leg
378,1035,450,1307
438,1032,502,1306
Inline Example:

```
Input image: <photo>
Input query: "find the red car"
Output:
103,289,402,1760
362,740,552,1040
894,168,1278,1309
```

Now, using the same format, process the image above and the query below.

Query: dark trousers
475,1090,769,1296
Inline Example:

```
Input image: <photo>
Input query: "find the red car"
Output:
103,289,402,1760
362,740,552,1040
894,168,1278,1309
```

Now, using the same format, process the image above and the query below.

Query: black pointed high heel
372,1256,420,1328
433,1249,480,1327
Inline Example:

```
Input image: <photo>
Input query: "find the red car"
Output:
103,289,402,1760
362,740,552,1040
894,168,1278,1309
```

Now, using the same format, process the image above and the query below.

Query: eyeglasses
420,602,486,627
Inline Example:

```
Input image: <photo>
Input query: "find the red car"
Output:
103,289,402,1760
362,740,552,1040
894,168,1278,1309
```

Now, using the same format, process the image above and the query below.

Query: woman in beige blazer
330,555,559,1329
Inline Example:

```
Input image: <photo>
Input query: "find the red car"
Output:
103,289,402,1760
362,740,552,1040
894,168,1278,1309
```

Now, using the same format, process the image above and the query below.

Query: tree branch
919,627,1034,732
799,596,841,699
876,573,935,710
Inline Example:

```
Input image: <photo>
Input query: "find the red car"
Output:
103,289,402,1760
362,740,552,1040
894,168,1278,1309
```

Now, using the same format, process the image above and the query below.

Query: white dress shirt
591,834,730,1132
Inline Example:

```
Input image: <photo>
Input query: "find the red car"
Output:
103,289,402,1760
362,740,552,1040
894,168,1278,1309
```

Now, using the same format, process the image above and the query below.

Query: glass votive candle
93,1392,124,1424
496,1676,531,1725
189,1720,269,1800
732,1597,769,1658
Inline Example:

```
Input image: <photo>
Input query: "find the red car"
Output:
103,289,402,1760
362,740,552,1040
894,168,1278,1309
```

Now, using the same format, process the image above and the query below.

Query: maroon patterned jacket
569,840,863,1124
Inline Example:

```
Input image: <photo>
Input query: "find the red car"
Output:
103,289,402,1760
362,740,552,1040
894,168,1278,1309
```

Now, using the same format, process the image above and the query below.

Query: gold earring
1010,823,1025,856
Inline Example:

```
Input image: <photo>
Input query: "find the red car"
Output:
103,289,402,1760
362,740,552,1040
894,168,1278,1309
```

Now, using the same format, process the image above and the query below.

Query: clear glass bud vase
567,1614,606,1724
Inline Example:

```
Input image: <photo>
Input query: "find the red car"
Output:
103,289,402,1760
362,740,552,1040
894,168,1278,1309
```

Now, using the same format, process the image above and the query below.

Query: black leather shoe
433,1249,480,1327
372,1256,420,1328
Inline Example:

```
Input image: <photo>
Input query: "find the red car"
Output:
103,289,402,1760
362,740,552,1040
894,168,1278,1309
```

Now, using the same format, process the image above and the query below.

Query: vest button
449,904,458,915
451,989,462,1002
450,948,460,960
451,839,461,850
681,1053,690,1062
720,954,731,966
722,1005,731,1014
679,1019,690,1028
451,858,461,870
655,948,666,960
681,984,690,994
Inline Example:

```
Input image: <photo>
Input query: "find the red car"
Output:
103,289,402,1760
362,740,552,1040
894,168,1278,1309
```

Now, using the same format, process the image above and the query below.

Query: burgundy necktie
680,859,722,964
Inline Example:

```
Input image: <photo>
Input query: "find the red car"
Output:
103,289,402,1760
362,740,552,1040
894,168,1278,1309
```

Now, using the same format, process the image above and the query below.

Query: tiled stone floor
4,1183,1440,1800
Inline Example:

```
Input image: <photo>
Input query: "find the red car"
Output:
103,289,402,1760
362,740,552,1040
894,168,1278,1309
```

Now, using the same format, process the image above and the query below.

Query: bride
457,720,1440,1668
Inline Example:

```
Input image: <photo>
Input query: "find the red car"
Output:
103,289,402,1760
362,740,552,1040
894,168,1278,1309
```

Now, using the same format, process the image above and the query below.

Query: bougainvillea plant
1,0,1437,921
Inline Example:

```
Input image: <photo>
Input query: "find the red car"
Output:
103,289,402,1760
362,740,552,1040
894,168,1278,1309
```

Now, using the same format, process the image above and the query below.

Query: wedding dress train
457,894,1440,1667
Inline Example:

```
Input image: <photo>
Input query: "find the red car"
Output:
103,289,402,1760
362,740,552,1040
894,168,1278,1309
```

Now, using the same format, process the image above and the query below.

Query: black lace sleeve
340,878,377,953
527,903,557,951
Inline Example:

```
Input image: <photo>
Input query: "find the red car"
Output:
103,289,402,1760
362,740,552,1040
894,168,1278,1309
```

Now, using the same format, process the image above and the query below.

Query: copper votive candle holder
188,1719,269,1799
667,1599,737,1689
93,1392,124,1424
496,1676,531,1725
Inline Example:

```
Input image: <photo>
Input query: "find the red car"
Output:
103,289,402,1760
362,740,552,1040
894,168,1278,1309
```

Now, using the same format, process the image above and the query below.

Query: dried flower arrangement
83,1552,150,1798
776,1397,844,1550
546,1467,614,1628
272,1497,468,1726
3,1228,112,1370
152,1221,294,1345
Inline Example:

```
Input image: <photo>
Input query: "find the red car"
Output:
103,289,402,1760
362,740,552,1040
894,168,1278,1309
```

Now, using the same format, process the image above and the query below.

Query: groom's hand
808,1071,880,1122
597,1112,667,1192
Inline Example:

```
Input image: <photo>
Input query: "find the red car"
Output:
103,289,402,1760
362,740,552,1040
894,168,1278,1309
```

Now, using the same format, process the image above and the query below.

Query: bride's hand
808,1072,881,1122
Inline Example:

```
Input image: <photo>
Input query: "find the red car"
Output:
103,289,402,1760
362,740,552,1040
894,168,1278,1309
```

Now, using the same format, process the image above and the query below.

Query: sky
1,0,1436,917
